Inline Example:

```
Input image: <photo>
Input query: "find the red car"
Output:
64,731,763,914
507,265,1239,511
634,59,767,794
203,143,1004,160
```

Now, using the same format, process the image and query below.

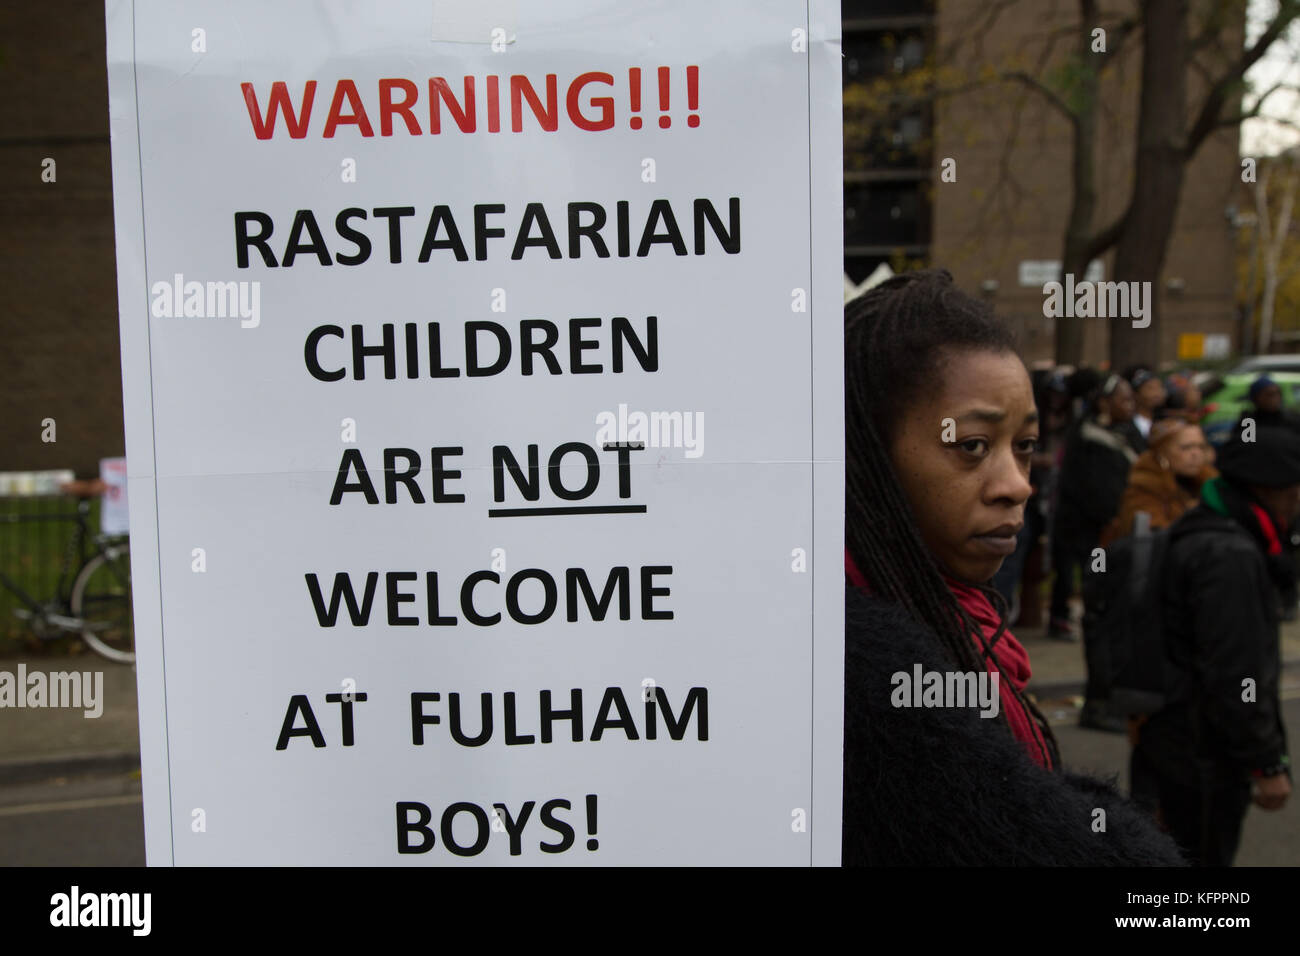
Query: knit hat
1217,426,1300,488
1249,375,1278,402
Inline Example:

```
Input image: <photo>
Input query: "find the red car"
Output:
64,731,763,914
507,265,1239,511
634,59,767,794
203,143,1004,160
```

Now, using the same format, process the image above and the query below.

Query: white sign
1018,258,1103,286
107,0,844,864
99,457,129,536
0,470,75,497
1204,333,1231,359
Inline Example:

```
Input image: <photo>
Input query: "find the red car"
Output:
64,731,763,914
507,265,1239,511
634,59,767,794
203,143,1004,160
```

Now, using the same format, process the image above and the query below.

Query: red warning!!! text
240,66,702,139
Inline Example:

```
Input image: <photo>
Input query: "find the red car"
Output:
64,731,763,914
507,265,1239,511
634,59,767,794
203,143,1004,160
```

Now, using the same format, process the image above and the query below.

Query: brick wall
931,0,1242,366
0,2,124,478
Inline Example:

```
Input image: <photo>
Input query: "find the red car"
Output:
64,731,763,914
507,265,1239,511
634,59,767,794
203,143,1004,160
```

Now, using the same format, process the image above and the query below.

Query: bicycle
0,492,134,664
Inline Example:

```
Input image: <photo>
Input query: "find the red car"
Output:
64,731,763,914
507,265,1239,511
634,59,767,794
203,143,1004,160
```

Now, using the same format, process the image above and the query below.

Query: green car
1201,370,1300,446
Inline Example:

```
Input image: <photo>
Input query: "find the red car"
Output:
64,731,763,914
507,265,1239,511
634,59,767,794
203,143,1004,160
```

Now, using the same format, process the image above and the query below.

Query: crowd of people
994,362,1223,730
842,269,1293,867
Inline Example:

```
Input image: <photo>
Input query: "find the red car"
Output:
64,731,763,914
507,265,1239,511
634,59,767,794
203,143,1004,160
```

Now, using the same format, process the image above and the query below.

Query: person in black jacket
1236,377,1300,620
1050,375,1146,731
842,271,1183,866
844,587,1184,865
1131,428,1297,866
1235,376,1300,435
1050,374,1143,644
1126,366,1165,448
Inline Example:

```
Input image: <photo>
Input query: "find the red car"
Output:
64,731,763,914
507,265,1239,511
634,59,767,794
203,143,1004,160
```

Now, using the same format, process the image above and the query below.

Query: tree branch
1095,15,1142,65
1228,112,1300,138
1081,206,1131,263
1001,70,1077,120
1190,0,1243,52
1186,0,1300,156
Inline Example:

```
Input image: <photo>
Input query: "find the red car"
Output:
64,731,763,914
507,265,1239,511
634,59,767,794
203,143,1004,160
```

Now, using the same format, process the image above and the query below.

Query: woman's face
1164,425,1210,478
887,348,1037,584
1136,378,1167,413
1101,380,1137,423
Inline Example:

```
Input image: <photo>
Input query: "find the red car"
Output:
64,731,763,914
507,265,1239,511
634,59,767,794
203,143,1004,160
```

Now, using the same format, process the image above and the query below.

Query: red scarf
846,549,1053,769
845,548,870,589
1249,502,1283,555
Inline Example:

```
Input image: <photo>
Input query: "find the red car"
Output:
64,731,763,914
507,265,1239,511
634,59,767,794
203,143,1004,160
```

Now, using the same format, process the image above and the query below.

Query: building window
843,8,935,281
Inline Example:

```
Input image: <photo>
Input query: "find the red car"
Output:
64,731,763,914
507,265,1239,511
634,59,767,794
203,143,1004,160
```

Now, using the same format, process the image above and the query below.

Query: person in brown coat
1101,418,1216,548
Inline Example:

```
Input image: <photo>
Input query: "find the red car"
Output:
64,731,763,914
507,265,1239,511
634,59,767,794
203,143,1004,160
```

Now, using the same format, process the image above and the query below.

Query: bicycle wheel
70,542,134,664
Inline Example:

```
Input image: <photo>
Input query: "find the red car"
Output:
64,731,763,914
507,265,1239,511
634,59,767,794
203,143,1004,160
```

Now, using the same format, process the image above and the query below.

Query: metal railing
0,494,102,650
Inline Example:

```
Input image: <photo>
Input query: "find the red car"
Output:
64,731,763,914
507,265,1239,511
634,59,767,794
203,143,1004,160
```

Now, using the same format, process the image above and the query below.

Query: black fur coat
842,586,1185,865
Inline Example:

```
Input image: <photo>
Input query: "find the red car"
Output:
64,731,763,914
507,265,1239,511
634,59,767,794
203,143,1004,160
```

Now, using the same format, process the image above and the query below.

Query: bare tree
849,1,1300,364
1105,0,1300,367
918,0,1299,365
1250,151,1300,350
1043,1,1138,364
982,0,1298,366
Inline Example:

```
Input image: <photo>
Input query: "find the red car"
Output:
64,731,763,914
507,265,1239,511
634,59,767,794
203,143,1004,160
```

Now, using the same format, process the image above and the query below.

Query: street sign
1178,332,1206,360
1018,258,1104,286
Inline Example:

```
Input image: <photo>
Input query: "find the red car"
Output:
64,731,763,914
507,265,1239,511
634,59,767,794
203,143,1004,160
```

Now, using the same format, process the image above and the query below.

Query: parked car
1228,354,1300,375
1201,370,1300,446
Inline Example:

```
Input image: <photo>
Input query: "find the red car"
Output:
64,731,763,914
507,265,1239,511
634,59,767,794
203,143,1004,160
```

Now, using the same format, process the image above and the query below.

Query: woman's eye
1017,437,1040,455
957,438,989,455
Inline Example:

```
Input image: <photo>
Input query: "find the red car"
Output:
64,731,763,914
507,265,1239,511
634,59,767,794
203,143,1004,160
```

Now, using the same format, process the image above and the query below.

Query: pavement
0,609,1298,783
0,654,140,782
1019,606,1300,702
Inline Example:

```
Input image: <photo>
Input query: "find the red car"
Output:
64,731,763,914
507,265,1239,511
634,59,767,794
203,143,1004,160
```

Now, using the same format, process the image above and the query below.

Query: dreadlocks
845,268,1060,768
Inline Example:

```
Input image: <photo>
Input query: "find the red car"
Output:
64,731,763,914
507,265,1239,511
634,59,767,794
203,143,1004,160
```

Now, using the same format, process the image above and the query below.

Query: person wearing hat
1237,375,1300,435
1131,426,1297,865
1128,367,1167,445
1100,419,1216,548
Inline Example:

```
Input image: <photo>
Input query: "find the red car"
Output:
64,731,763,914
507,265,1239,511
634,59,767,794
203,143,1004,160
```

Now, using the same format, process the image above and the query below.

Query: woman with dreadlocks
841,270,1183,865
